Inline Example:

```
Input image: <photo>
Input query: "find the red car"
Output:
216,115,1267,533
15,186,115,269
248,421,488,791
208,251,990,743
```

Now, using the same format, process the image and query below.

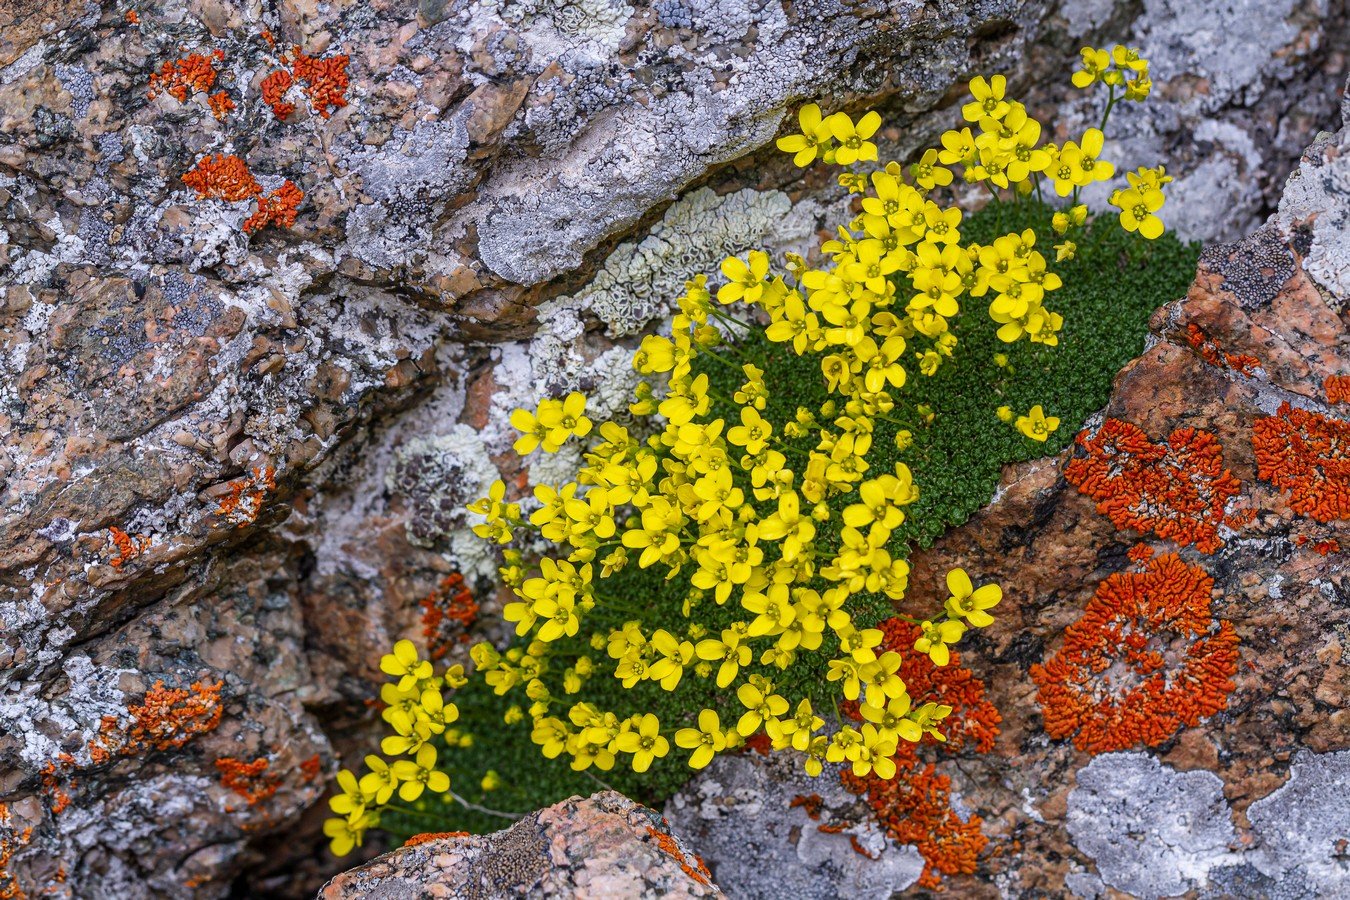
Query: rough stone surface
0,0,1345,896
318,791,724,899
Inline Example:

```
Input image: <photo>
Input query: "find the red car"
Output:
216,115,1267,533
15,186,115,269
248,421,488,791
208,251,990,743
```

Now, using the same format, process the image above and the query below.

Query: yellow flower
359,755,399,805
329,769,371,818
776,102,833,166
481,770,501,791
735,681,789,736
540,392,592,449
1054,240,1077,262
380,640,432,692
943,567,1003,627
1072,47,1111,88
1047,129,1114,195
675,708,728,769
962,75,1009,122
824,110,882,165
718,251,770,304
908,148,952,190
996,405,1013,423
324,811,378,857
390,744,450,802
1112,185,1166,239
1015,404,1060,441
615,713,670,772
913,619,966,667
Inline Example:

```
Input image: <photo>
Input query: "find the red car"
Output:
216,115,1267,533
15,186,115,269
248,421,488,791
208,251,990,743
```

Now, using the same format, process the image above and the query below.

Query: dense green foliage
381,199,1200,840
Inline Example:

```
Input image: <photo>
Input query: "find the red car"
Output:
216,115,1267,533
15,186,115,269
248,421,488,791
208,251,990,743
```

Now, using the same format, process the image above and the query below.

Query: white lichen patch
552,186,819,337
0,655,130,768
1245,750,1350,892
1067,752,1239,899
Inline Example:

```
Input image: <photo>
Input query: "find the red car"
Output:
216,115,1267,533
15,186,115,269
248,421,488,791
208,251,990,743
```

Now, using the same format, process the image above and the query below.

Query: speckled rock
318,791,724,899
0,0,1345,896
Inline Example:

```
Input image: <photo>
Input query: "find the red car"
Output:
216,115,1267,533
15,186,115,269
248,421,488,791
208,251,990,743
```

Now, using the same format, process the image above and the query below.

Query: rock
318,791,724,899
0,0,1345,896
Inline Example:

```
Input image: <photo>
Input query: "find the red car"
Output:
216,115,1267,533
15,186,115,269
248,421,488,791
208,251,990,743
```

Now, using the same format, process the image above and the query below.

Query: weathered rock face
318,791,723,899
663,85,1350,899
0,0,1344,897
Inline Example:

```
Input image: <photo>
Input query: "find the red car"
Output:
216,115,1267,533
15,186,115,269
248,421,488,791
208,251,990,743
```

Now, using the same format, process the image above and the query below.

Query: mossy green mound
381,200,1200,839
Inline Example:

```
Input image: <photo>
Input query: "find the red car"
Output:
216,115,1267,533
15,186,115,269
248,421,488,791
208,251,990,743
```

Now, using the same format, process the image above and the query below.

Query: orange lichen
1253,403,1350,523
215,757,281,807
1313,539,1341,555
1127,543,1154,563
260,69,296,120
242,182,303,234
299,754,323,783
0,803,34,900
842,760,988,890
107,527,150,568
214,466,277,528
148,52,219,102
876,618,1001,754
1185,324,1260,376
742,731,771,755
1065,418,1243,554
420,573,479,660
644,826,711,886
291,49,349,118
1323,375,1350,404
1030,554,1239,754
790,793,824,820
402,831,469,847
125,10,139,24
39,756,76,816
89,680,223,763
207,90,235,119
182,154,261,203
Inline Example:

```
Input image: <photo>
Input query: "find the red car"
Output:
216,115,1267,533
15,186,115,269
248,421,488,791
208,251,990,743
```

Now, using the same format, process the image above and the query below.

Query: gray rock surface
0,0,1345,896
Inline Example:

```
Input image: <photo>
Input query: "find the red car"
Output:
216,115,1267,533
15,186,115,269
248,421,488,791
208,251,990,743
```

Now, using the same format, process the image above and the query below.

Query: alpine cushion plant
325,44,1178,855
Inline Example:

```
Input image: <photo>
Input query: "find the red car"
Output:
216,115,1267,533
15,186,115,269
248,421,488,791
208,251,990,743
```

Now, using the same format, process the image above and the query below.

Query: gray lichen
1066,752,1239,899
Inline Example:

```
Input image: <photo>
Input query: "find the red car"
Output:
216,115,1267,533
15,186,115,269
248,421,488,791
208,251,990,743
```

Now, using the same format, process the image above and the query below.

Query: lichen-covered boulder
0,0,1345,896
319,791,723,899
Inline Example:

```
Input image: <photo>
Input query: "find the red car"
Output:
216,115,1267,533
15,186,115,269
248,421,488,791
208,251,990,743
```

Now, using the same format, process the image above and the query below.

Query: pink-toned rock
319,792,723,899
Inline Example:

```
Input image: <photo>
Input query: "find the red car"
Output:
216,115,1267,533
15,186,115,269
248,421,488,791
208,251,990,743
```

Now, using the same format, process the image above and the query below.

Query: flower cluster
330,49,1175,857
322,641,466,855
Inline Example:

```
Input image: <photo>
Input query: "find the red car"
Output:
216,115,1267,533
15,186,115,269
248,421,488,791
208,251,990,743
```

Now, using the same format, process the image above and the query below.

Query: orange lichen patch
1323,375,1350,404
261,69,296,120
242,181,303,234
89,680,223,763
1253,403,1350,523
1184,324,1260,376
420,573,480,660
0,803,34,900
292,49,349,118
842,760,988,890
299,753,322,783
402,831,469,847
39,755,77,816
743,731,771,756
1065,418,1243,554
107,527,151,568
125,10,139,25
790,793,824,820
644,826,711,886
148,52,219,102
215,757,281,807
876,619,1001,754
1030,554,1239,754
214,466,277,528
182,154,261,203
848,834,881,860
207,90,235,119
1127,543,1154,563
1313,539,1341,555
